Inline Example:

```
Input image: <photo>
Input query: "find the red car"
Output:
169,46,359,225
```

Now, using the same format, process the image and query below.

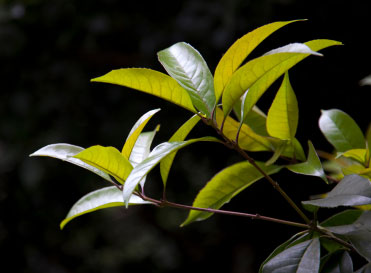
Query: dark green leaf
158,42,216,117
303,175,371,208
319,109,365,153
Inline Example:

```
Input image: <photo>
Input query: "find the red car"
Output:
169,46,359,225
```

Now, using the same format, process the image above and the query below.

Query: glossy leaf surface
303,175,371,208
30,143,113,183
319,109,365,153
91,68,196,112
266,72,298,140
160,115,201,187
287,141,328,183
158,42,216,117
182,161,281,226
222,39,341,118
74,146,133,184
122,109,160,159
123,137,221,205
129,129,158,168
262,238,320,273
60,186,152,229
214,20,300,101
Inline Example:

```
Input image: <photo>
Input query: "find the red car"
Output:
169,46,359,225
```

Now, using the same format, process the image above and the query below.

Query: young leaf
91,68,196,113
287,141,328,183
261,238,320,273
266,72,298,141
30,143,113,183
320,251,353,273
181,161,281,226
214,20,302,101
222,39,341,117
60,186,152,229
160,114,201,187
123,137,221,206
122,108,160,159
74,146,133,184
302,174,371,208
340,149,367,165
157,42,216,117
319,109,365,153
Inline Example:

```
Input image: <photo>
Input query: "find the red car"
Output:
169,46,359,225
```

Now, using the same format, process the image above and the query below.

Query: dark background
1,0,370,272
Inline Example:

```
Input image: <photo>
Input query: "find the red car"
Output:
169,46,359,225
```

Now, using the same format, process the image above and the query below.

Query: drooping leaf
123,137,221,206
262,238,320,273
214,20,302,101
287,141,328,183
181,161,281,226
319,109,365,153
74,146,133,184
60,186,152,229
354,263,371,273
215,108,273,152
30,144,113,183
158,42,216,117
160,115,201,187
326,211,371,262
266,72,298,141
222,39,341,118
339,149,367,165
320,251,353,273
302,175,371,208
122,109,160,159
91,68,196,112
259,232,310,273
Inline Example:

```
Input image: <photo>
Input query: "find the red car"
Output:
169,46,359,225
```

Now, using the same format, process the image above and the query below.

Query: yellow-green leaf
160,115,201,187
214,20,302,101
91,68,196,113
340,149,367,165
181,161,281,226
60,186,152,229
74,146,133,184
266,72,298,140
122,109,160,158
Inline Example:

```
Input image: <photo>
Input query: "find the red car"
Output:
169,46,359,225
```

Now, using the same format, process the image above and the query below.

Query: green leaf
302,174,371,208
321,209,363,228
242,105,269,136
320,251,353,273
326,211,371,262
265,140,287,166
280,137,306,162
160,115,201,187
60,186,152,229
122,109,160,159
354,263,371,273
74,146,133,184
181,161,281,226
123,137,221,206
262,238,320,273
30,143,113,183
157,42,216,117
266,72,298,140
222,39,341,117
287,141,328,183
319,109,365,153
365,124,371,165
339,149,367,165
91,68,196,113
215,108,273,152
214,20,302,101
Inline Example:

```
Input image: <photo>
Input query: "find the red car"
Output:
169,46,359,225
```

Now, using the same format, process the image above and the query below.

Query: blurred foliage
1,0,370,272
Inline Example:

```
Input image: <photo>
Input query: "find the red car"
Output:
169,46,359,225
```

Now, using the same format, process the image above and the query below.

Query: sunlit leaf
303,174,371,208
91,68,196,112
280,138,306,161
60,186,152,229
214,20,302,101
30,143,113,183
123,137,221,206
222,39,341,117
319,109,365,153
266,72,298,141
287,141,328,183
122,109,160,159
181,161,281,226
158,42,216,117
160,115,201,187
262,238,320,273
74,146,133,184
339,149,367,165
